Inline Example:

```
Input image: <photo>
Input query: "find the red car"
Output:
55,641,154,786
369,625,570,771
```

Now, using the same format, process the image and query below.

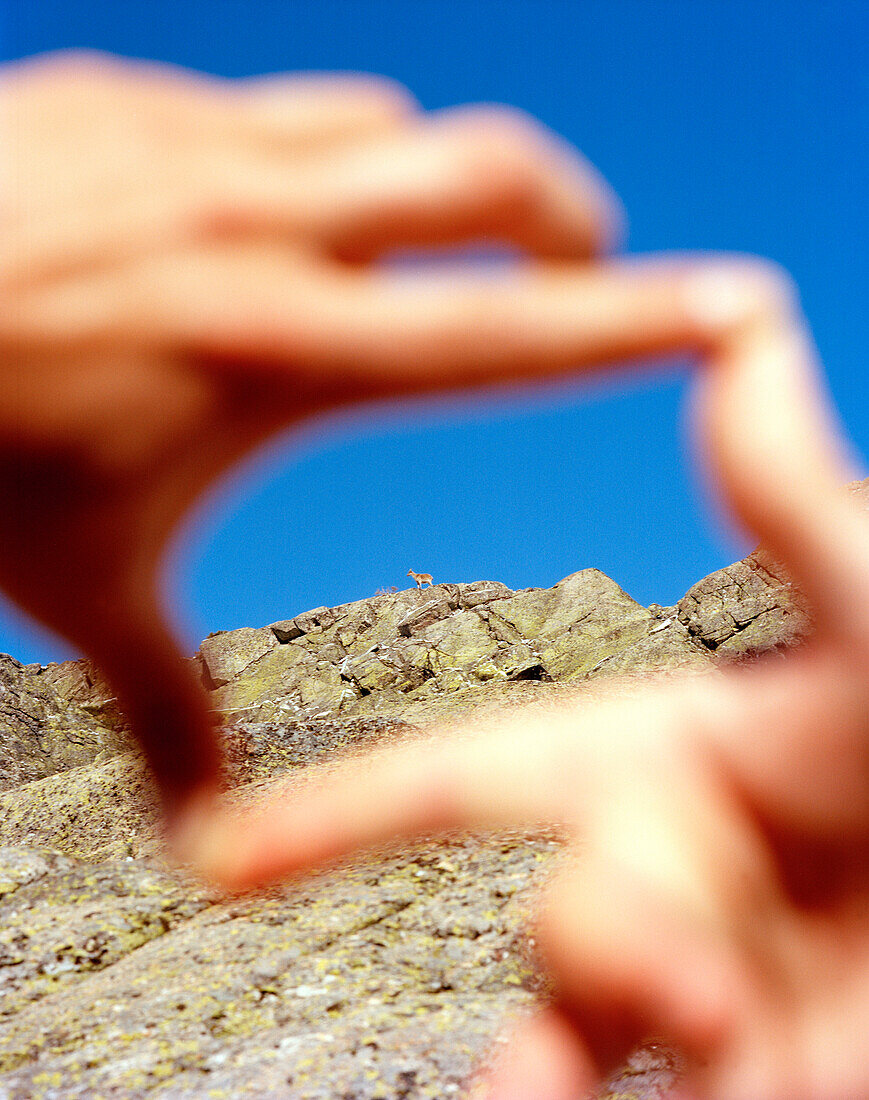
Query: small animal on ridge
407,569,433,589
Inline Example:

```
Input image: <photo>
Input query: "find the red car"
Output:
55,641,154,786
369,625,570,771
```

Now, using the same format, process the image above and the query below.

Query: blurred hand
3,49,625,820
5,55,868,1099
0,49,781,823
170,107,869,1100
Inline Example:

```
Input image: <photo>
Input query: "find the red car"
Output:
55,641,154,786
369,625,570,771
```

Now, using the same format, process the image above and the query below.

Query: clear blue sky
2,0,866,666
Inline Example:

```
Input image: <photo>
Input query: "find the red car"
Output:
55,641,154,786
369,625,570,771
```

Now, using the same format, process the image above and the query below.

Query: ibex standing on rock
407,569,433,589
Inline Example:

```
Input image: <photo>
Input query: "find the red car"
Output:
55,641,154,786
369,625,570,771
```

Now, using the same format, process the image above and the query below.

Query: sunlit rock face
676,477,868,662
202,568,711,728
0,477,864,1099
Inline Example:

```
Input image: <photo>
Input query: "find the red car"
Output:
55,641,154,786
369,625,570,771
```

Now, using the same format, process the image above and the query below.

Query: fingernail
682,269,762,329
681,263,795,331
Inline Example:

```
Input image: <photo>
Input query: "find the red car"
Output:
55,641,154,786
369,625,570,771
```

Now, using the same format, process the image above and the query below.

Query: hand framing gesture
4,53,867,1098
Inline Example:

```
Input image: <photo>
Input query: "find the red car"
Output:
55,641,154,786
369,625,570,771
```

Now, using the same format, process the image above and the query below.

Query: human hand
5,72,866,1100
190,242,869,1093
3,49,628,823
1,51,808,832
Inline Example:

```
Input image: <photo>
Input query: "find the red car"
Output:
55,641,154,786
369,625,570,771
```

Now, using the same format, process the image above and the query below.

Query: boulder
27,657,127,732
676,548,812,659
675,480,867,660
490,568,709,681
198,626,277,689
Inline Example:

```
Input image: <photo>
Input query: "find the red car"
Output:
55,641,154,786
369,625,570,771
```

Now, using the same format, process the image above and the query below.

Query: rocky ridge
0,478,865,1099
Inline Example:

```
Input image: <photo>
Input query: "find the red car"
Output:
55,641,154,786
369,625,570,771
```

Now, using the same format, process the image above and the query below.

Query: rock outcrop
0,477,864,1099
673,546,813,659
200,570,711,728
0,654,130,793
674,477,868,661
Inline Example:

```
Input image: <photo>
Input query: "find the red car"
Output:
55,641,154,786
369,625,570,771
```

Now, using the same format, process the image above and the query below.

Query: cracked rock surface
201,570,712,726
674,479,868,661
0,655,130,793
674,547,813,659
0,836,556,1099
0,476,864,1099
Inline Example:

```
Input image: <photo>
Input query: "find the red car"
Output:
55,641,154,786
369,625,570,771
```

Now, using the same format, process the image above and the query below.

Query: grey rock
676,547,813,660
675,477,867,662
0,832,553,1099
455,580,514,609
489,568,708,681
205,571,711,726
0,654,129,792
270,618,303,642
0,847,212,1020
397,588,458,637
2,488,866,1098
198,626,277,689
0,753,164,863
290,604,338,635
28,658,128,732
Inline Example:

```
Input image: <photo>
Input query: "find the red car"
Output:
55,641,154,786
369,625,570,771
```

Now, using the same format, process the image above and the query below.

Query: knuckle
350,75,419,121
735,256,800,312
186,188,248,238
183,181,295,243
459,103,546,145
15,50,188,100
454,108,549,208
174,164,260,239
682,254,803,334
463,105,548,165
19,48,124,86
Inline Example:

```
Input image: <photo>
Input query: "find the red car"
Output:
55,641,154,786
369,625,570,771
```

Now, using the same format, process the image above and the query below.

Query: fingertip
172,791,331,891
679,257,799,335
474,1009,598,1100
170,801,256,889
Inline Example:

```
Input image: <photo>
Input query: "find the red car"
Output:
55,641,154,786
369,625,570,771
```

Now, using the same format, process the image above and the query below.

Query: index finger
181,250,862,627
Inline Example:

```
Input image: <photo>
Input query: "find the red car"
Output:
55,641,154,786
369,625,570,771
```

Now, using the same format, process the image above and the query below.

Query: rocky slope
0,478,865,1099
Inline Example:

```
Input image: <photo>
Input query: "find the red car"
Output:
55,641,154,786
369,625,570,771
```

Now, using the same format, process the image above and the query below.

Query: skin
3,51,867,1099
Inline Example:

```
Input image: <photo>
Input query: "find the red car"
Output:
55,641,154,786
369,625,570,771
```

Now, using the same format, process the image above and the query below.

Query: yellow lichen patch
31,1071,63,1087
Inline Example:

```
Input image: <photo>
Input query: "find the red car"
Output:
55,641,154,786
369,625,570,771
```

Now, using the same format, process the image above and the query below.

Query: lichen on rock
1,485,865,1099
